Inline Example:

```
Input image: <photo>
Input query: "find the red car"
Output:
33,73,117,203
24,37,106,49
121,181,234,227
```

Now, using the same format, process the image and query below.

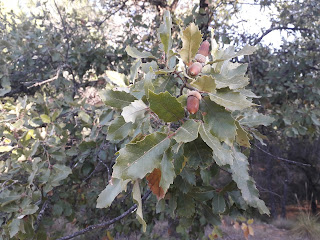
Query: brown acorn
188,62,203,76
197,40,210,56
187,91,202,114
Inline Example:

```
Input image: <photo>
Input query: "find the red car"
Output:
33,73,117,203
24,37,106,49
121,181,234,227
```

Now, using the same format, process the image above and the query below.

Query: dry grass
290,213,320,240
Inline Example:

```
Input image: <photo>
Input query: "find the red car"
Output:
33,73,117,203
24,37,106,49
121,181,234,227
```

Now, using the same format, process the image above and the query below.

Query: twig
253,143,311,167
57,190,152,240
254,26,311,45
34,200,50,231
27,68,62,89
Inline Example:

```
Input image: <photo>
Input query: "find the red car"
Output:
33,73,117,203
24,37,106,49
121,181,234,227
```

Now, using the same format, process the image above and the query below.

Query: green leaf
199,123,233,166
212,193,226,214
235,121,250,148
148,90,185,122
159,151,175,194
212,45,256,62
239,109,275,127
209,91,254,111
112,132,171,181
230,150,270,214
191,75,216,93
177,194,195,217
144,68,155,98
179,23,203,64
104,70,128,87
0,146,13,152
141,61,158,73
49,164,72,186
132,180,147,232
129,59,142,83
78,111,92,124
180,167,196,185
99,89,137,109
96,178,128,208
125,46,155,59
121,100,148,123
158,10,172,56
40,114,51,123
107,116,134,142
184,137,213,169
173,120,200,143
0,76,11,96
21,204,39,215
202,97,237,142
8,218,20,238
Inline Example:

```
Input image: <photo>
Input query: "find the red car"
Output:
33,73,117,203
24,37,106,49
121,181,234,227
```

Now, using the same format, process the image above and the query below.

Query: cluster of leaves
96,11,274,236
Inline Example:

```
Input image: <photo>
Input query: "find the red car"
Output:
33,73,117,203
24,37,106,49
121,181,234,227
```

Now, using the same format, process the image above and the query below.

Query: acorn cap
197,40,210,57
188,90,202,100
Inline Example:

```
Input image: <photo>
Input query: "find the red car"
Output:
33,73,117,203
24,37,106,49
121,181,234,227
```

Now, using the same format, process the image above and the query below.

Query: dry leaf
146,168,165,200
241,223,249,240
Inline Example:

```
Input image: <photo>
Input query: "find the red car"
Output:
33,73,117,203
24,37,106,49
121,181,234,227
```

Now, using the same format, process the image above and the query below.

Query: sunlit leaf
104,70,128,87
235,121,250,148
99,89,137,109
209,91,254,111
132,180,147,232
179,23,203,64
112,132,171,181
125,46,155,59
191,75,216,93
96,178,129,208
121,100,148,123
158,10,172,56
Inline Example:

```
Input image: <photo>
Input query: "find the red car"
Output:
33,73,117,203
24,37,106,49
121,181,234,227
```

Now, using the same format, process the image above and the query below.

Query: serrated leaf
239,110,275,127
230,150,270,214
160,151,175,194
96,178,128,208
40,114,51,123
179,23,203,64
202,97,237,142
125,46,155,59
99,89,137,109
209,91,254,111
146,168,165,200
173,120,200,143
184,137,213,169
0,146,13,152
215,74,249,90
121,100,148,123
235,121,250,148
107,116,133,141
212,193,226,214
112,132,171,181
158,10,172,56
212,45,256,62
180,167,196,185
177,194,195,217
199,123,233,166
191,75,216,93
132,180,147,232
104,70,127,87
148,90,184,122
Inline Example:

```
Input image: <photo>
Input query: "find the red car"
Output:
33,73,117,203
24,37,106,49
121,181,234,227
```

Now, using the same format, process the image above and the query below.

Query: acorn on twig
187,91,202,114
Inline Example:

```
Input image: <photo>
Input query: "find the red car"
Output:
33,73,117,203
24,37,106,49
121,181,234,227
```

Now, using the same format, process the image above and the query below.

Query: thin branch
57,190,152,240
253,143,311,167
27,67,62,89
254,26,311,45
34,200,50,231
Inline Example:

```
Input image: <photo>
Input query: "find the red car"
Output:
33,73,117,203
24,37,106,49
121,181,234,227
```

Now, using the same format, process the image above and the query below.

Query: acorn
198,40,210,56
188,62,203,76
195,54,206,64
187,91,202,114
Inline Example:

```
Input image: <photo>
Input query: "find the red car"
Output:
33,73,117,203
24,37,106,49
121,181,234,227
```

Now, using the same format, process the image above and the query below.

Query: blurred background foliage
0,0,319,239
